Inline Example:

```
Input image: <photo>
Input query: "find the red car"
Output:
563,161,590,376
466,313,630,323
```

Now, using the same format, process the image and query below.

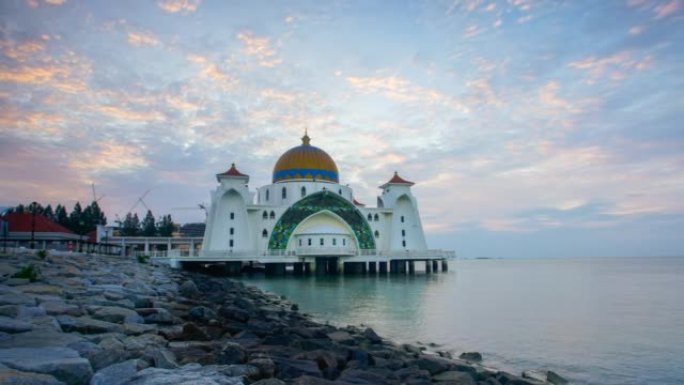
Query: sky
1,0,683,258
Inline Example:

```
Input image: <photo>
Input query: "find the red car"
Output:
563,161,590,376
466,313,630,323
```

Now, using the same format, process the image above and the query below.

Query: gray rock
218,306,249,323
0,347,93,385
0,366,66,385
272,357,321,380
547,370,568,385
121,323,156,336
0,329,85,349
338,368,397,385
122,334,167,357
189,306,217,323
88,337,126,371
91,307,143,324
178,281,200,299
126,364,243,385
56,316,123,335
218,342,246,365
0,292,37,307
0,305,20,317
250,379,285,385
137,308,175,325
0,316,32,333
326,330,352,343
89,359,147,385
496,371,540,385
247,357,276,379
142,346,177,369
433,370,477,384
363,327,382,344
459,352,482,362
413,356,452,375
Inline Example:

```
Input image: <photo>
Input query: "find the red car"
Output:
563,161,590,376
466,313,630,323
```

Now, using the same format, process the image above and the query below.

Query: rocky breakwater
0,250,568,385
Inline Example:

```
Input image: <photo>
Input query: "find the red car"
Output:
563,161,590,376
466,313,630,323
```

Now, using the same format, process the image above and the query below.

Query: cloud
127,30,161,47
157,0,200,13
45,0,66,4
538,81,579,112
655,0,681,18
628,25,645,35
93,105,166,122
236,31,282,67
185,53,236,87
568,51,653,84
68,140,149,174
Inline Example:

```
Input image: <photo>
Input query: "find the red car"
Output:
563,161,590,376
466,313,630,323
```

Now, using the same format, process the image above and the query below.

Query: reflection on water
237,257,684,385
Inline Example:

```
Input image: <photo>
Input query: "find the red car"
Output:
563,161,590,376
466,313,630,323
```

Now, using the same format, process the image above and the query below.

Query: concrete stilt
408,260,415,274
315,259,327,276
293,262,304,275
425,260,432,273
389,260,397,274
379,261,388,274
441,260,448,272
368,262,377,274
432,260,439,272
304,262,313,275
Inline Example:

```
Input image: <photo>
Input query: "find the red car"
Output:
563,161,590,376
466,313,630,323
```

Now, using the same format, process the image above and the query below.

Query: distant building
180,223,206,237
197,131,450,273
0,211,82,249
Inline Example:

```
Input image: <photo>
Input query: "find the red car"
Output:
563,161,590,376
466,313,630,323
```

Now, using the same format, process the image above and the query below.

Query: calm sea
237,257,684,385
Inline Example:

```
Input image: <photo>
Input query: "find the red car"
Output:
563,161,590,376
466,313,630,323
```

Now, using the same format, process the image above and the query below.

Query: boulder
0,347,93,385
188,306,217,323
547,370,568,385
326,331,353,343
178,281,200,299
248,357,276,379
0,328,85,349
0,292,37,307
0,316,32,333
272,357,322,380
413,356,452,375
363,327,382,344
89,359,148,385
338,368,397,385
251,379,285,385
433,370,477,384
0,366,65,385
142,346,177,369
137,309,175,325
91,307,143,324
125,364,243,385
56,316,123,335
180,323,210,341
88,337,127,371
459,352,482,362
218,342,246,365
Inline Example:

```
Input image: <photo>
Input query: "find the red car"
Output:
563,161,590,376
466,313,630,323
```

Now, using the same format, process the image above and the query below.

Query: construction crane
127,189,151,214
91,183,105,203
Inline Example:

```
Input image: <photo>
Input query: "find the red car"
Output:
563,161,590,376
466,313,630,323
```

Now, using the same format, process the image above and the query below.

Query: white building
194,132,452,274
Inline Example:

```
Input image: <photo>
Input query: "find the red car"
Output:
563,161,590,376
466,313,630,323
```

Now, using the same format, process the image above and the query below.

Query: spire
301,127,311,145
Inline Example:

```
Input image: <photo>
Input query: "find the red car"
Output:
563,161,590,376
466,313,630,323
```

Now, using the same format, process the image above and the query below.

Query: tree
69,202,85,234
157,214,175,237
141,210,157,236
43,204,54,221
121,213,141,236
55,205,69,228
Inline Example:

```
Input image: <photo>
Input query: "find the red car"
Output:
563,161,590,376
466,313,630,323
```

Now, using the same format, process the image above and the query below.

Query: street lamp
30,201,37,249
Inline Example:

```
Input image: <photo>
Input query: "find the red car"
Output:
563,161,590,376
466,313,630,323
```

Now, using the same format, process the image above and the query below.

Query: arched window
402,240,406,247
374,213,379,221
229,227,234,235
262,211,268,219
332,238,337,246
308,238,312,246
400,215,404,223
262,229,268,238
265,190,269,201
301,186,306,197
282,187,287,199
374,230,379,238
230,212,235,220
299,239,302,246
320,238,324,246
401,229,405,237
342,238,346,246
269,211,275,219
229,240,234,247
367,213,372,221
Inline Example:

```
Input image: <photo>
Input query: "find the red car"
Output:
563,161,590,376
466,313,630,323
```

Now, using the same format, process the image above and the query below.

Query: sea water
238,257,684,385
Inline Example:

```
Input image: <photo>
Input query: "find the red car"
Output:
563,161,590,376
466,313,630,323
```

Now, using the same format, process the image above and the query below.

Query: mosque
176,132,453,274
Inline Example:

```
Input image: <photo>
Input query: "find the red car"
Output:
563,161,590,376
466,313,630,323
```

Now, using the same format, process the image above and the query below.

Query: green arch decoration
268,190,375,250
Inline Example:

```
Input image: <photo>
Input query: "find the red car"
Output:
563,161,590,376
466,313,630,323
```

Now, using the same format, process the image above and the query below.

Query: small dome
273,132,339,183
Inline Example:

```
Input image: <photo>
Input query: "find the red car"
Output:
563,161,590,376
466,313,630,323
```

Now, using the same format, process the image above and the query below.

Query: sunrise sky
1,0,682,258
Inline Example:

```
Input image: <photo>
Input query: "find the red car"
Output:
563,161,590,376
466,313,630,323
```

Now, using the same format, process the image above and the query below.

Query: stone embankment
0,250,568,385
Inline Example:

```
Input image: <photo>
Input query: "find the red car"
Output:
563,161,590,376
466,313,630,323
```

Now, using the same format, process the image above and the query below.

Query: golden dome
272,132,339,183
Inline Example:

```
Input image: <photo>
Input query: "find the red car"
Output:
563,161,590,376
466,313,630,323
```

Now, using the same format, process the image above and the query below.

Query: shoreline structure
0,250,567,385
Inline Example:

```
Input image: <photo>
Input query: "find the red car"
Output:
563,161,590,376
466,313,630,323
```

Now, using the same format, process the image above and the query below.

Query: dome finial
302,127,311,145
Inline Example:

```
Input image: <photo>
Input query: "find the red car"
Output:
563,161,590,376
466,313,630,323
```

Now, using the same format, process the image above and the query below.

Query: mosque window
229,227,234,235
343,238,346,246
401,229,405,237
229,240,234,247
282,187,287,199
402,240,406,247
266,190,269,201
230,212,235,220
320,238,324,246
400,215,404,223
374,230,379,238
338,189,342,195
269,211,275,219
262,211,268,219
301,186,306,197
374,213,379,221
262,229,268,238
367,213,372,221
332,238,337,246
299,239,302,246
308,238,312,246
